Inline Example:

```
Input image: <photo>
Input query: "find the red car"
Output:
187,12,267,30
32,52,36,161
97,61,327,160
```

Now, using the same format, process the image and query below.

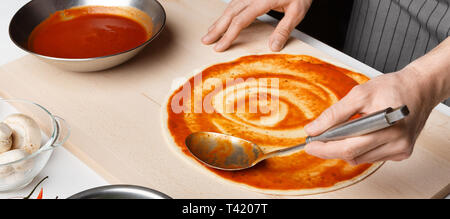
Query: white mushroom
0,122,13,153
0,149,31,178
4,114,42,154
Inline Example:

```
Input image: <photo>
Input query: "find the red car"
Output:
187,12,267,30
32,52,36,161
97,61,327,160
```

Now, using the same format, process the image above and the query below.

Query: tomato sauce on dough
28,6,149,59
167,54,374,191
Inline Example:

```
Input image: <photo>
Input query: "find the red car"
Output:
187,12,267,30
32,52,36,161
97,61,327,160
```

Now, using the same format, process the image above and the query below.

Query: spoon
185,105,409,171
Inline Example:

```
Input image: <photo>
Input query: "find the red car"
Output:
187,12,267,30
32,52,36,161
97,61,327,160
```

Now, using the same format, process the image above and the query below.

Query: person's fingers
269,5,307,51
202,0,248,45
305,133,387,162
353,138,414,165
304,87,365,136
214,5,270,52
305,120,411,164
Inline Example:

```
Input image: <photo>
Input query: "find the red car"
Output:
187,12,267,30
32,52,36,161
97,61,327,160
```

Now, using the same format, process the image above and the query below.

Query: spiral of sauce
167,54,374,191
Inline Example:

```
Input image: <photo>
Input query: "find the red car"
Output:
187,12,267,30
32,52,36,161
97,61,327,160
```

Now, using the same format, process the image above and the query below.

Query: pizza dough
161,54,382,196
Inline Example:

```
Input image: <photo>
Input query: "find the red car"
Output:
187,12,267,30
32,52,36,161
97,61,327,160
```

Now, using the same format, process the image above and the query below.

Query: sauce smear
28,6,149,59
166,54,376,192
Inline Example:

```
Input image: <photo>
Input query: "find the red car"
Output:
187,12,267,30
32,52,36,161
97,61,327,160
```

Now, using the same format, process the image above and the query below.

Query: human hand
202,0,313,52
303,67,440,165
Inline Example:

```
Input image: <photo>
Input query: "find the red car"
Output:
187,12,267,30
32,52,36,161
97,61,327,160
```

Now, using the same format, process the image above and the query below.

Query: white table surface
0,0,448,199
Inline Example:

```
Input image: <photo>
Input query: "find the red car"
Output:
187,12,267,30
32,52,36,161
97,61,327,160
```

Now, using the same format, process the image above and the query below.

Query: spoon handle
307,105,409,143
264,105,409,159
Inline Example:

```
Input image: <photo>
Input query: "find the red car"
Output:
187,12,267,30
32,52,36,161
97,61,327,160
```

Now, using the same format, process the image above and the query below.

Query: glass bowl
0,99,70,191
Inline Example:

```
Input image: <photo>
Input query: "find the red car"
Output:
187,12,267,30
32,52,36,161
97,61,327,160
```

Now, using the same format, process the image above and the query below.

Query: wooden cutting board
0,0,449,198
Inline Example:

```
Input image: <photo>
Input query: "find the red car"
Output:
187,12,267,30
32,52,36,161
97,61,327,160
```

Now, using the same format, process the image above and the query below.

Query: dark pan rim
68,185,172,199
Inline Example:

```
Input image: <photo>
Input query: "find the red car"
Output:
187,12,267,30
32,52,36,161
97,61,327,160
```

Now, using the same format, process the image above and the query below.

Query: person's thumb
304,93,363,136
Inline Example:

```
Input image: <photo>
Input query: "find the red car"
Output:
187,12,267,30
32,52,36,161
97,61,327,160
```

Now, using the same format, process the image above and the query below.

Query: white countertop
0,0,448,199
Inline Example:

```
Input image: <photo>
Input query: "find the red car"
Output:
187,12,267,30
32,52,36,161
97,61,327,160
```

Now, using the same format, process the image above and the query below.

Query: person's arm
304,37,450,165
201,0,313,52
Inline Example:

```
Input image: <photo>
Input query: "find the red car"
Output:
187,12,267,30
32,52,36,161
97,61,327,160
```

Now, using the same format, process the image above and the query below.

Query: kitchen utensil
185,106,409,171
68,185,171,199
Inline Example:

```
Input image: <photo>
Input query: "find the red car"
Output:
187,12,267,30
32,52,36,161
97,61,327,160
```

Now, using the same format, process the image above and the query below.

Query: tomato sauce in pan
28,6,149,59
167,54,374,191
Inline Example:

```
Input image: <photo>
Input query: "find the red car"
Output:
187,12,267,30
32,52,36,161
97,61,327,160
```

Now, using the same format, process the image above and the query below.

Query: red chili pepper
23,176,48,199
37,188,43,199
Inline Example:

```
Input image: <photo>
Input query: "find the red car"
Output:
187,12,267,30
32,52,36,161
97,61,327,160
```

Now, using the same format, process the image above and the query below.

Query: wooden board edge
431,183,450,199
